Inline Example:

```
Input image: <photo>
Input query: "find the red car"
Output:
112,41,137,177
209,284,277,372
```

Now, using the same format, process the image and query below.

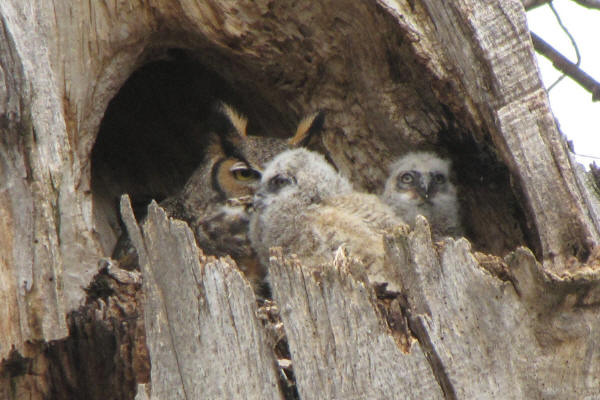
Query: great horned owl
382,151,462,238
249,148,405,286
115,104,323,294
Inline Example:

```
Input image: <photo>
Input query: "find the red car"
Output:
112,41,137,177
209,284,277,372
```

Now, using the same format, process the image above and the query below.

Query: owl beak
253,191,266,210
417,177,431,201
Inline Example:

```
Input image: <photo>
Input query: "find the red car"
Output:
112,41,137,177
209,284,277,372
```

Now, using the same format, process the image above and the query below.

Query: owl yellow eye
400,173,414,184
231,165,261,181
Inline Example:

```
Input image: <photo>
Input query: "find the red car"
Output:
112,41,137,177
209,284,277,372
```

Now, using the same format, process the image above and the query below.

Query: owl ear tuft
219,102,248,138
288,110,325,147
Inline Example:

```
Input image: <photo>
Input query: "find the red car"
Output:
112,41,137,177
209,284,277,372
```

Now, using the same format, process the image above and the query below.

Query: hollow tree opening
2,1,599,399
439,129,533,257
89,42,534,262
90,49,293,255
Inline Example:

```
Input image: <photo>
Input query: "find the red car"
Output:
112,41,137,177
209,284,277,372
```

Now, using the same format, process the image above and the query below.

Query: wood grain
121,196,283,400
0,0,599,398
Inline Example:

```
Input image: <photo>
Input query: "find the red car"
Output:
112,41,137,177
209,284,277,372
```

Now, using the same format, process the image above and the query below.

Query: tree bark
121,197,283,400
0,0,599,398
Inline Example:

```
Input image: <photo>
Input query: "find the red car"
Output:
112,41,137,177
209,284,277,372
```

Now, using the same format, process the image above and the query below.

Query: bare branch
591,163,600,198
522,0,552,10
531,32,600,101
549,2,581,66
571,0,600,10
523,0,600,11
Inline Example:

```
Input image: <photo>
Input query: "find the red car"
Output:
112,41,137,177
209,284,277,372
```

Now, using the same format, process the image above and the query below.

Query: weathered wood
496,89,598,269
135,384,151,400
269,248,444,399
0,260,148,400
409,0,600,269
1,0,599,398
120,195,283,400
572,158,600,235
390,216,600,398
3,0,593,359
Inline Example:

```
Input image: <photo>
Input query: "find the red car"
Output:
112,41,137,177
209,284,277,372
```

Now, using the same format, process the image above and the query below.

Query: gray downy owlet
382,151,462,239
249,148,406,289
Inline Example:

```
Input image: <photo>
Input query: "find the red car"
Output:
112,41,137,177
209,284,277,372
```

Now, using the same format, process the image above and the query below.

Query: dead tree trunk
1,0,599,399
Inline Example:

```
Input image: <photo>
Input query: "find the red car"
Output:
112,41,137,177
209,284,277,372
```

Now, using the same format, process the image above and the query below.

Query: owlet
249,148,405,287
382,151,462,238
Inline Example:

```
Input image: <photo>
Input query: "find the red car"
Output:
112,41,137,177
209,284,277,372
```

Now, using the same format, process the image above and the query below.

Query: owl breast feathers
382,151,462,238
249,148,406,287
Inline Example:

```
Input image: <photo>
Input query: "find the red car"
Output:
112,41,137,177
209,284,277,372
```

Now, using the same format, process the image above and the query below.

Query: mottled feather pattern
115,105,327,297
250,148,407,289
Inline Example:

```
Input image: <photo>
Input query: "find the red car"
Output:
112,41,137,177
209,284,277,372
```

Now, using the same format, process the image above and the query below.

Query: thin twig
549,2,581,65
547,74,566,92
546,2,581,90
531,32,600,101
576,153,600,160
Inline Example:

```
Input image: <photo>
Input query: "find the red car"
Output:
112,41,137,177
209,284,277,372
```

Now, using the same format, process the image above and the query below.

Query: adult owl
115,104,323,294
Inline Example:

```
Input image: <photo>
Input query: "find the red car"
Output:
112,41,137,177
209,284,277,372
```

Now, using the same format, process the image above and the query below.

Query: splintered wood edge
119,195,146,263
122,196,283,400
122,197,600,400
268,245,445,399
388,215,600,398
268,214,600,398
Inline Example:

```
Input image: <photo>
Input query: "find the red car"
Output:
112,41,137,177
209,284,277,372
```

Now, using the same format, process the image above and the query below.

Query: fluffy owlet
249,148,405,287
382,151,462,238
116,104,323,294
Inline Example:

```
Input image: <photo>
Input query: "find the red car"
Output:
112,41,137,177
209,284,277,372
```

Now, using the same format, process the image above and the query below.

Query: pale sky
526,0,600,167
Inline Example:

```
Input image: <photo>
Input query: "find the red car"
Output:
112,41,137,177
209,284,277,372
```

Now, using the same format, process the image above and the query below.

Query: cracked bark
120,196,283,400
1,0,599,398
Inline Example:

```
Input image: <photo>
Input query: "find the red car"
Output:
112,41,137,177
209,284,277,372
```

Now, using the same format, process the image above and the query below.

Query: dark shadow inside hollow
438,127,533,258
90,49,287,255
90,43,532,261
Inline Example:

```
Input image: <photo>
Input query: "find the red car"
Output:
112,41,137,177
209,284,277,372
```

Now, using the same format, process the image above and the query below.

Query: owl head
180,104,325,207
384,151,454,205
381,151,459,230
254,148,353,211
